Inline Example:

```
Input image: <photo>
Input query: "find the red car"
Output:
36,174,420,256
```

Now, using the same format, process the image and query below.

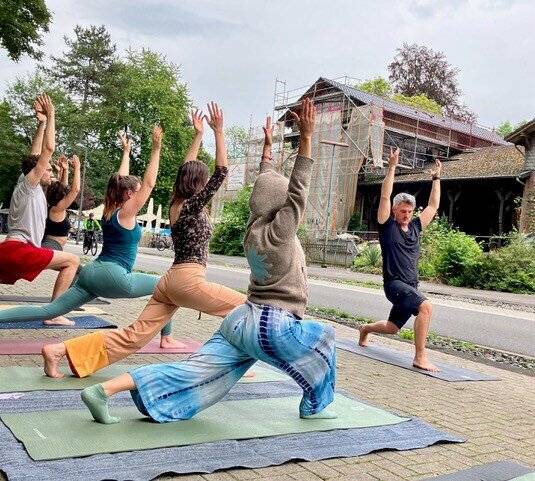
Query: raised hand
33,98,46,123
263,116,274,146
38,94,55,118
58,154,68,172
119,131,131,153
152,124,163,150
430,158,442,178
205,102,224,134
191,109,204,135
70,155,81,170
388,147,400,168
289,97,316,138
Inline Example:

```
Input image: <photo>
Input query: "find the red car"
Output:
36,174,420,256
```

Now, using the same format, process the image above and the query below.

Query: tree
392,93,443,115
0,0,52,61
388,43,476,122
225,125,249,159
496,120,529,138
210,185,252,256
43,25,117,109
357,77,391,97
97,49,193,212
0,101,26,205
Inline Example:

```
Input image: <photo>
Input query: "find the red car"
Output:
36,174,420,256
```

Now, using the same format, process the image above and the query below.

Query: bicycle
156,234,172,251
82,230,99,256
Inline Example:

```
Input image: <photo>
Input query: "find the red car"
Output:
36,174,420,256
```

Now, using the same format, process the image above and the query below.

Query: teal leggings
0,260,173,336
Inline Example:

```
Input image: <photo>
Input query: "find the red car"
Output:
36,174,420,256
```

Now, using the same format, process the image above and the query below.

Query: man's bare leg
358,321,399,346
43,251,79,325
42,342,67,378
412,301,439,372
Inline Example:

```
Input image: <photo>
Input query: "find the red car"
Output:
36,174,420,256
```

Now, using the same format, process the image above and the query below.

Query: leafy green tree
0,0,52,61
210,186,252,256
97,49,193,212
392,93,443,115
0,101,26,205
357,77,391,97
496,120,528,138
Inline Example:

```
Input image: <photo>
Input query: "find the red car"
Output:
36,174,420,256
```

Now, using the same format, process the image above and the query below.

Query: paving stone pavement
0,271,534,481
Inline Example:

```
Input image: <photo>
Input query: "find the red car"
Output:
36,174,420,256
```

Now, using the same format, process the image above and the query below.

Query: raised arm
30,98,47,156
377,148,399,224
26,94,55,187
117,131,131,176
259,116,275,173
184,109,204,162
58,154,69,184
53,155,81,212
182,103,228,215
419,159,442,228
267,98,316,244
205,102,227,168
121,125,163,219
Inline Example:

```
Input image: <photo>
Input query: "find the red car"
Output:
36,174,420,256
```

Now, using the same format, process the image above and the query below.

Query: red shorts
0,240,54,285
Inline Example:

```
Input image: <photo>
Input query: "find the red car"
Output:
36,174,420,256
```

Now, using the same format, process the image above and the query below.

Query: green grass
306,306,373,325
133,269,160,276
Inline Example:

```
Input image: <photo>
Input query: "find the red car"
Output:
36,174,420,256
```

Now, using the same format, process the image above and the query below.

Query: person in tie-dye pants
81,99,337,424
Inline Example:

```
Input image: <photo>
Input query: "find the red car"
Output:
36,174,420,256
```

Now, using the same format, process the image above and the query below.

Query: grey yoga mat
0,295,109,305
422,460,534,480
336,339,498,382
0,384,463,480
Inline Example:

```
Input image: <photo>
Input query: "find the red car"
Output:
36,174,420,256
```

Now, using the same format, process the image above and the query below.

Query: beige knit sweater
244,155,314,318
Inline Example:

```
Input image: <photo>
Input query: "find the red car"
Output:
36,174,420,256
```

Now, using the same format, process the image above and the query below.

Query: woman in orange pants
42,103,246,378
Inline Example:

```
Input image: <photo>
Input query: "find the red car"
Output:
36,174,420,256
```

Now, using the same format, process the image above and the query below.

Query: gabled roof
315,77,507,145
504,118,535,145
360,145,525,185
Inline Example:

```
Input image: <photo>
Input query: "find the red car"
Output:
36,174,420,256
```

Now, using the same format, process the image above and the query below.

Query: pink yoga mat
0,338,202,355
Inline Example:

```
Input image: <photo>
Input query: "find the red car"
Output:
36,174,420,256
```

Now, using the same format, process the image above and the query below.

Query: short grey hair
393,193,416,208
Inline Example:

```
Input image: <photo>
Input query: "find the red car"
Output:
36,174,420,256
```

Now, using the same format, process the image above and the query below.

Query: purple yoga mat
0,338,202,355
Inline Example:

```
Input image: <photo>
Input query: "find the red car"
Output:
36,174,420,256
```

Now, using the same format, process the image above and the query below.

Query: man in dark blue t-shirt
358,148,442,372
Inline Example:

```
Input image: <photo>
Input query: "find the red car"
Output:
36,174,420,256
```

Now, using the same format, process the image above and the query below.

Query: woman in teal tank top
0,126,179,349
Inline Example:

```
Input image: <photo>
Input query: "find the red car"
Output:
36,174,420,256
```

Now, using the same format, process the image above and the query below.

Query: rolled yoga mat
0,386,463,481
422,460,534,480
0,363,287,393
336,339,498,382
1,393,408,461
0,338,202,355
0,315,117,330
0,295,109,305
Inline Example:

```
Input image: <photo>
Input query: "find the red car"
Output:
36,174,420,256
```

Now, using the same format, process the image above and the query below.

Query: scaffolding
213,76,506,246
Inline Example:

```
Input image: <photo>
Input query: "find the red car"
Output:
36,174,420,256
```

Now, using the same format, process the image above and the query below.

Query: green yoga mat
0,364,286,392
512,475,535,481
1,393,408,461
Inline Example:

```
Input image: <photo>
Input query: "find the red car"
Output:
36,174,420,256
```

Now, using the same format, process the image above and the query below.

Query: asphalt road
69,245,535,357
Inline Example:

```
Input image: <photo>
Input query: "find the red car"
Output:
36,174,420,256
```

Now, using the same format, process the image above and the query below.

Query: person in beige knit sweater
80,99,337,425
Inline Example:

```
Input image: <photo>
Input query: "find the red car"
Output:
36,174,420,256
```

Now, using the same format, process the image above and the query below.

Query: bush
210,186,252,256
471,234,535,293
353,244,382,274
347,212,363,232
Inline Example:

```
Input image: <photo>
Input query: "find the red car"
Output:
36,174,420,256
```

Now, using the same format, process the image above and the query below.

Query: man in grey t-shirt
0,95,79,325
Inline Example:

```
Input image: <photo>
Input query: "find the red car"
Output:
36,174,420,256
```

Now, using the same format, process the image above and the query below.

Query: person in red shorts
0,94,79,325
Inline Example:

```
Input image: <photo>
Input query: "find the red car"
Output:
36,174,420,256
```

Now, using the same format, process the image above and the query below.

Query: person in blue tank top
0,126,181,373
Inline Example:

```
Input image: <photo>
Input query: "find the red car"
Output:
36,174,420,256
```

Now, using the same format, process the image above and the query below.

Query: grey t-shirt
7,174,47,247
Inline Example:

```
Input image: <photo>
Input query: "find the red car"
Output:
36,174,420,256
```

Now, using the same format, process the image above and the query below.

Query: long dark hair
46,181,70,208
103,173,140,220
169,161,209,209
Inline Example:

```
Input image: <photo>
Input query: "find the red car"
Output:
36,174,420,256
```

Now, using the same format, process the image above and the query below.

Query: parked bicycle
150,233,172,251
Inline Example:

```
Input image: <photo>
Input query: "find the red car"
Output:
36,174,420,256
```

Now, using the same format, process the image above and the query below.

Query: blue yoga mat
0,315,116,329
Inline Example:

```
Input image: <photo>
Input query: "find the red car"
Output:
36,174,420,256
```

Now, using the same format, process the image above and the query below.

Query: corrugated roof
319,77,507,145
361,145,525,185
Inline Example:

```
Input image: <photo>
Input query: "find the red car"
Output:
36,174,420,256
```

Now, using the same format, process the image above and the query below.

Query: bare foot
159,337,185,349
43,316,75,326
413,356,440,372
42,343,66,378
358,325,369,347
243,370,256,379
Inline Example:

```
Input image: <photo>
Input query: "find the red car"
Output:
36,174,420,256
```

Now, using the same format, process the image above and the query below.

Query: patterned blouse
171,166,228,267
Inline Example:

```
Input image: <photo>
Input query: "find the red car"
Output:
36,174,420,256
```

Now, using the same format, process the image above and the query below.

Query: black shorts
384,280,427,329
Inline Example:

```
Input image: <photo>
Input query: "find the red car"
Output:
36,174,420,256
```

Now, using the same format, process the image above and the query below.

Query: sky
1,0,534,132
